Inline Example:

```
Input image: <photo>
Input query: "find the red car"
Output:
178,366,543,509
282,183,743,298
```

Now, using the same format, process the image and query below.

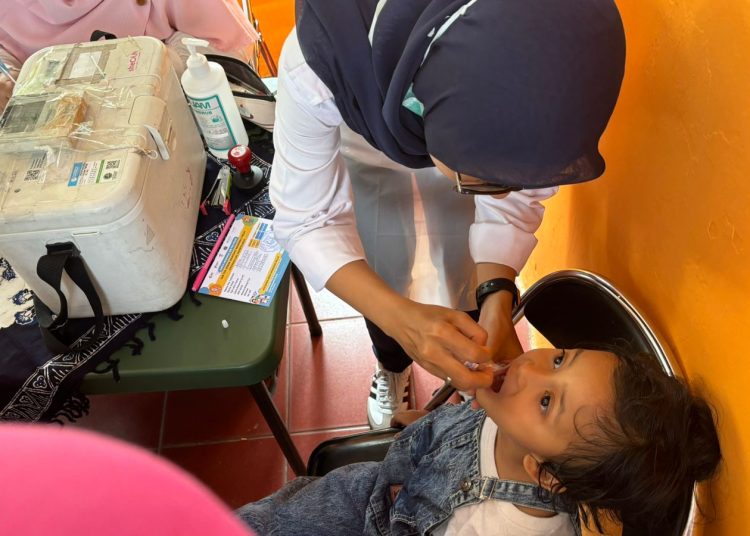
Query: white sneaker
367,363,411,429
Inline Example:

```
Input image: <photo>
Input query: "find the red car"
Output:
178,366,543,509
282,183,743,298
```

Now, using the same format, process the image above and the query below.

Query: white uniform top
270,30,557,309
434,418,576,536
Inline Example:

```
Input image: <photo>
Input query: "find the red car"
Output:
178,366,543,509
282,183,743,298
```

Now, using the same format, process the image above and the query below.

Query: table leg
291,264,322,337
248,382,307,476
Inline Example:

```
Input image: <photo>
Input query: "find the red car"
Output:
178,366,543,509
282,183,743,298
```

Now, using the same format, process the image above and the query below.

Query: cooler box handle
130,95,173,160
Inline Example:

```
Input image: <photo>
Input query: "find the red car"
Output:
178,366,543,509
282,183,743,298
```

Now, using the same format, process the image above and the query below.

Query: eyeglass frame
452,171,523,196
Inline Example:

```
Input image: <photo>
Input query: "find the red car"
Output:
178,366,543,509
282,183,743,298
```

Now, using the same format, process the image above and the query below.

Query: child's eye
540,392,552,414
553,351,565,369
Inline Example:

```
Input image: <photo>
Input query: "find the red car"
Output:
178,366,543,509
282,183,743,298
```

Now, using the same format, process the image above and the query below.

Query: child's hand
390,409,429,428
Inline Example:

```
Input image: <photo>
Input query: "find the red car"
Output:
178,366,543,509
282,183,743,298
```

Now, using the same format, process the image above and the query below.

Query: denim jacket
238,403,580,536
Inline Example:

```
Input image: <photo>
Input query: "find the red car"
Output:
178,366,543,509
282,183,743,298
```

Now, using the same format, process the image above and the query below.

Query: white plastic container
181,38,248,158
0,36,206,317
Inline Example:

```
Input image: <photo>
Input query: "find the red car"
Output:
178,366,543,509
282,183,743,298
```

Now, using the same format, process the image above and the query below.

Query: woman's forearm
325,260,408,335
475,262,523,359
475,262,517,317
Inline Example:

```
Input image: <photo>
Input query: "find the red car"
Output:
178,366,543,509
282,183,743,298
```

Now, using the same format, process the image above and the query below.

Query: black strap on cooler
32,243,105,355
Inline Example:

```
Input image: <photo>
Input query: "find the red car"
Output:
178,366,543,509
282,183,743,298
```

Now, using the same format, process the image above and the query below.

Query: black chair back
307,429,398,477
519,270,675,376
519,270,691,536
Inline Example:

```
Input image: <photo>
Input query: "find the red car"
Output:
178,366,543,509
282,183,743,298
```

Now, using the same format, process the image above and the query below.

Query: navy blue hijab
296,0,626,188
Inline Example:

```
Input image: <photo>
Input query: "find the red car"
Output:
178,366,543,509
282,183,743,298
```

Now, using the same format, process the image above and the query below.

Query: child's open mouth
465,360,510,393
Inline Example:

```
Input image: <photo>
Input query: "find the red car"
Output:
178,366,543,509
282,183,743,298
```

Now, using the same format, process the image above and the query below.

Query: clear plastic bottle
180,38,248,159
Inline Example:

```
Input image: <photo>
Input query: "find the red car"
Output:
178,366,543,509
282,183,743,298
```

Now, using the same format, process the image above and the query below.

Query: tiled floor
73,282,530,510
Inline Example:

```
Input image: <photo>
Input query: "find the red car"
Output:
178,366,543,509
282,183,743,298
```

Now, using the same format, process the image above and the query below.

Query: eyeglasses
452,171,522,196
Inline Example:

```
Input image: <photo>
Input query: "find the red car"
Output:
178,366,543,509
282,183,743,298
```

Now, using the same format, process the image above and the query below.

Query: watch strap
475,278,519,311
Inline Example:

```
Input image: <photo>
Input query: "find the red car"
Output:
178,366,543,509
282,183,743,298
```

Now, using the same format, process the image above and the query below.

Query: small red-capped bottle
227,144,265,194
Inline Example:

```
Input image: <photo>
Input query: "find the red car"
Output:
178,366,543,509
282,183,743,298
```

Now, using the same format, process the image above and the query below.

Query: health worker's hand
455,290,524,399
385,300,495,391
325,260,496,390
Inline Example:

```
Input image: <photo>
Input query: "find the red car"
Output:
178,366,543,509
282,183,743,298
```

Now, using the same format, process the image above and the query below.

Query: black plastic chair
307,270,697,535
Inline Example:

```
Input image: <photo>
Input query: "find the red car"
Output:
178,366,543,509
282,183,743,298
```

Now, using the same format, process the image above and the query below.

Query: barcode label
69,157,123,186
22,151,47,182
24,169,41,182
29,152,47,169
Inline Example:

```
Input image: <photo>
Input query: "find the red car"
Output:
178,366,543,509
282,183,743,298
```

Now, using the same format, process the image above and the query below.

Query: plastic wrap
0,38,172,215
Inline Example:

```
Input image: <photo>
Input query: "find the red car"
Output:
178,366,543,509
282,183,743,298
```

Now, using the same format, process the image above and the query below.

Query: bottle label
187,95,237,151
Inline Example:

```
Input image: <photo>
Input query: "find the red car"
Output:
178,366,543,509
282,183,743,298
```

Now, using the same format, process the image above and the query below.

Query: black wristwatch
475,278,519,311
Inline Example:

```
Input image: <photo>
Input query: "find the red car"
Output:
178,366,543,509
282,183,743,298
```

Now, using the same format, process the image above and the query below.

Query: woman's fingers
449,310,489,346
388,301,496,389
439,312,492,364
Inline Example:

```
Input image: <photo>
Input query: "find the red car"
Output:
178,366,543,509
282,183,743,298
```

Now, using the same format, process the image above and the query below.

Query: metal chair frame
240,0,279,77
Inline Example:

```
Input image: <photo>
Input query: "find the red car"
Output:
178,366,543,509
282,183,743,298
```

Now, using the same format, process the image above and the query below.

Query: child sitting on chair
237,346,721,536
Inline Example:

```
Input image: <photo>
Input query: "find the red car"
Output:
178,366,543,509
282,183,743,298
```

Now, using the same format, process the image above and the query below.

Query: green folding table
81,269,311,476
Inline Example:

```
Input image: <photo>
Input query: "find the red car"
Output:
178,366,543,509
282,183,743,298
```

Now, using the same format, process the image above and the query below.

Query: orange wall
248,1,747,532
243,0,294,76
523,2,750,535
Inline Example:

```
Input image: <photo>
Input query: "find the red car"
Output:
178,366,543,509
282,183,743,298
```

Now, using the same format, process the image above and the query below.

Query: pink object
192,213,236,292
0,424,255,535
0,0,259,63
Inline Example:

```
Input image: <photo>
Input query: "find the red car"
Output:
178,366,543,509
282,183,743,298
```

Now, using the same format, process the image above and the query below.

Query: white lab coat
270,30,557,310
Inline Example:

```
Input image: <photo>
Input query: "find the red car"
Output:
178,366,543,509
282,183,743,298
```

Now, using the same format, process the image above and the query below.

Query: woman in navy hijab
270,0,626,428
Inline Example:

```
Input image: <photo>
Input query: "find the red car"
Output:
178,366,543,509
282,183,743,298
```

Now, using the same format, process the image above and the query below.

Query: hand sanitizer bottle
180,38,248,158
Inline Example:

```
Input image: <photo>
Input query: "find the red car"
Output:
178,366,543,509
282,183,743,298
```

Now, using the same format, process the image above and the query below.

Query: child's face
476,348,618,461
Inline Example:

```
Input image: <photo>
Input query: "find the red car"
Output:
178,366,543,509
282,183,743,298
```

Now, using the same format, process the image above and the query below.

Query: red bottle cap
228,144,252,173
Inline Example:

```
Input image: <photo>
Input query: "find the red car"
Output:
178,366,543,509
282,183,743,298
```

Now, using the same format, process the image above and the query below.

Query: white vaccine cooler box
0,36,206,318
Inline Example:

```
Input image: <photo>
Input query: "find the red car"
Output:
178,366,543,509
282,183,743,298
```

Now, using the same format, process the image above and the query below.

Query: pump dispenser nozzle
182,37,211,78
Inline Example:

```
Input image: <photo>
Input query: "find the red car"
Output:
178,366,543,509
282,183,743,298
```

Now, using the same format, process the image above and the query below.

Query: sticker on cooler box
68,158,122,186
22,151,48,183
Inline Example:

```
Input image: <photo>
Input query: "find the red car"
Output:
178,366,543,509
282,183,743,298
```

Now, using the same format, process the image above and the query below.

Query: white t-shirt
433,418,576,536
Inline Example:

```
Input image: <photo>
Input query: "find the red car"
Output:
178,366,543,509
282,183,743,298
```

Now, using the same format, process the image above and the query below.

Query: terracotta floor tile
71,392,165,449
162,332,290,446
288,280,360,324
288,318,374,432
162,437,285,509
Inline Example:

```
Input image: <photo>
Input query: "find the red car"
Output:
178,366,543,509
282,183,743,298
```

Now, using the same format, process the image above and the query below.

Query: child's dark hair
540,348,721,535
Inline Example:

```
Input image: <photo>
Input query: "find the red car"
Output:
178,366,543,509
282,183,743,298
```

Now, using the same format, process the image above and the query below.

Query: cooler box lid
0,36,174,234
